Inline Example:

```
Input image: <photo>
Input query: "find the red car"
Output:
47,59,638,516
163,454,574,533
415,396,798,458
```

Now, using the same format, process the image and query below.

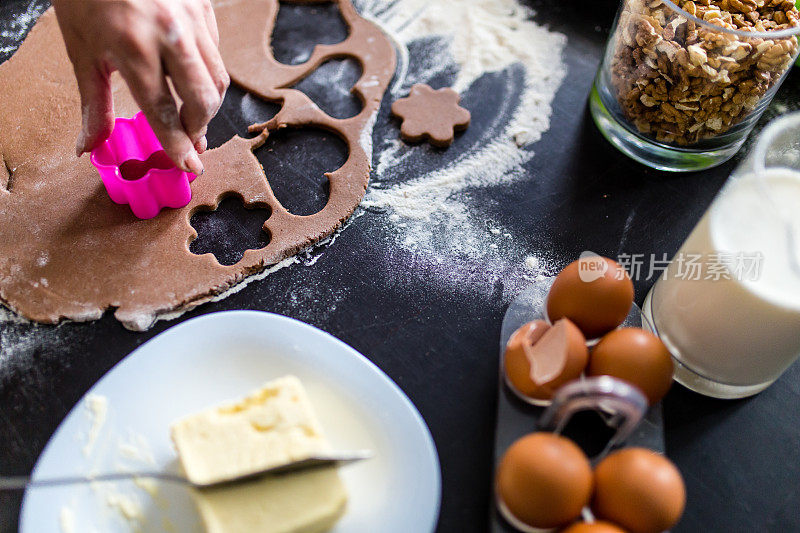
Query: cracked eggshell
503,318,589,403
495,432,593,530
546,257,634,339
587,328,674,405
592,448,686,533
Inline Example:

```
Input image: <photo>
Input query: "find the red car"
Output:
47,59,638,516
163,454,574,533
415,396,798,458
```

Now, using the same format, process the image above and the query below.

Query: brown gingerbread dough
391,84,470,148
0,1,395,330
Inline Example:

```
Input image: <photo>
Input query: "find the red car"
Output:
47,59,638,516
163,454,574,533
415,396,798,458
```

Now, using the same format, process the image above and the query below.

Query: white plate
21,311,441,533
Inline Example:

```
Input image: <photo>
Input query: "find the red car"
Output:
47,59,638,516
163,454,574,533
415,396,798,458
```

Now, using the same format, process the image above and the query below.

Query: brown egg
496,432,593,529
561,521,628,533
504,318,589,403
592,448,686,533
587,328,674,405
546,256,634,339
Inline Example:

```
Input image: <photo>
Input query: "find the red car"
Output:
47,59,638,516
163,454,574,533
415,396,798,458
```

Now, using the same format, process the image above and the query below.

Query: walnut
688,44,709,64
729,0,758,12
607,0,799,145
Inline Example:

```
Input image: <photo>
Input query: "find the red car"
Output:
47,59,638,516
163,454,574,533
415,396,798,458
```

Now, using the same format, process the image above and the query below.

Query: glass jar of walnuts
591,0,800,171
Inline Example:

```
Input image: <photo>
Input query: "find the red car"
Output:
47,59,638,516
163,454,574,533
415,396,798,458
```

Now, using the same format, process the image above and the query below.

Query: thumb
74,64,115,157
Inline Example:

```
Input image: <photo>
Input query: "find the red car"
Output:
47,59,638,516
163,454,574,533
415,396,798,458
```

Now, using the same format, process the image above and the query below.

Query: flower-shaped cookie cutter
90,112,197,219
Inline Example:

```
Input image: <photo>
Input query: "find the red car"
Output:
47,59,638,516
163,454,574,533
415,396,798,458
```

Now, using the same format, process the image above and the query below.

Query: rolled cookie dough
0,1,395,330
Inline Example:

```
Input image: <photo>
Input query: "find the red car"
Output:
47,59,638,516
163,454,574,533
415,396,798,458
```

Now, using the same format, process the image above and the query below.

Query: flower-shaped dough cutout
391,84,471,148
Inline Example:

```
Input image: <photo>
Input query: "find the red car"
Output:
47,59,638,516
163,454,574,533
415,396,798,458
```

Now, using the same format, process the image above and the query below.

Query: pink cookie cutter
90,112,197,219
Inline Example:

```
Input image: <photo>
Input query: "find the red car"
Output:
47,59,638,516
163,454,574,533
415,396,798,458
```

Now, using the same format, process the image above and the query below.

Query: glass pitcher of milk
642,112,800,399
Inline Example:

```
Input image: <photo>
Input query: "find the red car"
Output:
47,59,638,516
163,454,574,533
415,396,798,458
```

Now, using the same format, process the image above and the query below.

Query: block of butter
171,375,333,486
192,465,347,533
171,376,348,533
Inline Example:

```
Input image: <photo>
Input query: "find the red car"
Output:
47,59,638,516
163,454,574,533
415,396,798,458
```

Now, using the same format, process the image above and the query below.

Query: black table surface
1,1,799,532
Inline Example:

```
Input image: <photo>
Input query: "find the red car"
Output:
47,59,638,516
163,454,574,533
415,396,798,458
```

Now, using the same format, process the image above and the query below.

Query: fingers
161,32,219,153
199,0,219,46
192,28,230,152
195,23,229,104
117,49,203,175
74,63,115,156
79,1,229,175
159,11,228,156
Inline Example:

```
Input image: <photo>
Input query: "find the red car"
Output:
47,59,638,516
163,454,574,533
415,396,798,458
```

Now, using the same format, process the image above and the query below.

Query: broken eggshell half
503,318,589,406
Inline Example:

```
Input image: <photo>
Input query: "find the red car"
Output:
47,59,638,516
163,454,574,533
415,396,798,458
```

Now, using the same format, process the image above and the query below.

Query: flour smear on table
0,1,46,57
358,0,567,294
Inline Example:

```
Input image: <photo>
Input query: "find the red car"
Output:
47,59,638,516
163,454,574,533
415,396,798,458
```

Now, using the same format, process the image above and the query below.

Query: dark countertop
1,1,799,531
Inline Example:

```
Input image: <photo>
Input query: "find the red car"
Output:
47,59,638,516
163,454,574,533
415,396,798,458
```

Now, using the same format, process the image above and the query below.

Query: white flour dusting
103,489,144,523
0,304,27,326
76,397,167,530
58,506,75,533
362,0,566,219
357,0,567,297
0,307,90,380
83,394,109,457
0,1,46,56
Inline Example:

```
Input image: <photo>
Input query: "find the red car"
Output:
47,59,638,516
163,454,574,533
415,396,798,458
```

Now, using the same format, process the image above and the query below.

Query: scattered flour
117,430,156,466
0,1,47,57
0,307,92,404
0,304,28,326
239,92,266,124
132,476,160,498
356,0,567,298
83,394,109,457
361,0,566,217
78,397,166,530
103,489,144,523
58,506,75,533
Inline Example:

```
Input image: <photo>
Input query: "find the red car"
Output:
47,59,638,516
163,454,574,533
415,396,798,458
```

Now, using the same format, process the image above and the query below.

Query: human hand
52,0,230,175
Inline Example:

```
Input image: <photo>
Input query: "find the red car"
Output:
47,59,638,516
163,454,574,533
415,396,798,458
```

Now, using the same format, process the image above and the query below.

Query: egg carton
490,276,664,533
